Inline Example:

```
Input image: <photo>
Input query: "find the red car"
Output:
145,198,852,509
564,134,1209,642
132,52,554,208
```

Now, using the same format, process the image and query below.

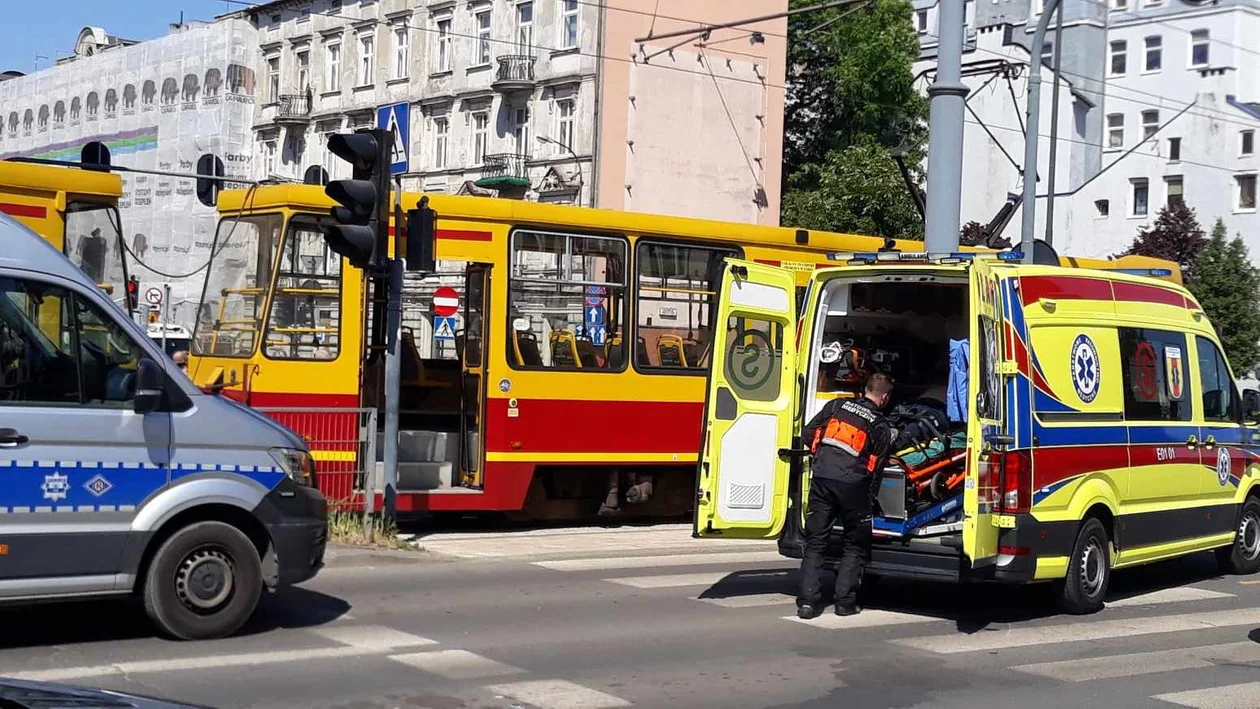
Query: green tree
1121,201,1207,283
1188,220,1260,373
783,0,927,238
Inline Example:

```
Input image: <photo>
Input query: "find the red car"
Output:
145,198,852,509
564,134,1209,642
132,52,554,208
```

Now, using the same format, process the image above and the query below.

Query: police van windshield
64,201,129,308
193,213,283,358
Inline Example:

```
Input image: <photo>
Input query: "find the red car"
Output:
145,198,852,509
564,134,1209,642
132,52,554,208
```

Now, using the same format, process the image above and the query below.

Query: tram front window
64,201,127,306
193,213,283,357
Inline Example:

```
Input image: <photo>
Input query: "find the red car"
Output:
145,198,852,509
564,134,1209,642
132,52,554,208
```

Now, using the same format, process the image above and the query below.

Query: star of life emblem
84,474,114,497
41,472,70,502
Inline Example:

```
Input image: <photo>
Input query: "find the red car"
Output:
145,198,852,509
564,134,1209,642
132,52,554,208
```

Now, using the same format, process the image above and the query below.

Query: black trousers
798,475,873,609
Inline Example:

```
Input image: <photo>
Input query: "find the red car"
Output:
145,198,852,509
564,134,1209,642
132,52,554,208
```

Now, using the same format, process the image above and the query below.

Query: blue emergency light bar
827,251,1024,266
1111,268,1175,277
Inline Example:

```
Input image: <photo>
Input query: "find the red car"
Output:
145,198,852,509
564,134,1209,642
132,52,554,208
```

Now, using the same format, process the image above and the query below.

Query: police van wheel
1216,498,1260,575
1057,517,1110,615
144,521,264,640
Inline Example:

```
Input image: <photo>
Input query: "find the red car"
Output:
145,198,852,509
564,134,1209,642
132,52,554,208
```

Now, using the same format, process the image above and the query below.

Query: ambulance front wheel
1057,517,1111,615
1216,497,1260,575
143,521,265,640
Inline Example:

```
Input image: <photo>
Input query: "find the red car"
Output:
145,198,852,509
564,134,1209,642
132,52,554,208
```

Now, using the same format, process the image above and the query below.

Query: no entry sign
433,286,460,317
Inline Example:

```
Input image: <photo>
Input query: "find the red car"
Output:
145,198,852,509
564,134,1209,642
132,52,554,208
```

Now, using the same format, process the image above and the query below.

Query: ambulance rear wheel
1216,498,1260,575
1057,517,1110,615
143,521,264,640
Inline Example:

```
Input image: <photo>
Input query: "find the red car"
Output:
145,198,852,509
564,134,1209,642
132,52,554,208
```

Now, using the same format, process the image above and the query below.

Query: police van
0,213,327,639
696,252,1260,613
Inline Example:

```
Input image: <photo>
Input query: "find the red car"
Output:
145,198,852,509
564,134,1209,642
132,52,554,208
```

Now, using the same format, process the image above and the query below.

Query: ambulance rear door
695,259,798,539
963,259,1007,566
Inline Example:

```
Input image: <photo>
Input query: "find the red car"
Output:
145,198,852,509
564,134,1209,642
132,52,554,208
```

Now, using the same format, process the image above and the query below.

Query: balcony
475,153,532,191
275,93,311,125
492,55,537,94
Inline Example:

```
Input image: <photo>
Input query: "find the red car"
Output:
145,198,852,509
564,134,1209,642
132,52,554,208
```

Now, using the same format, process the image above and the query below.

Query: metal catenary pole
363,407,378,543
381,168,403,525
923,0,969,252
1020,0,1062,262
1044,3,1065,248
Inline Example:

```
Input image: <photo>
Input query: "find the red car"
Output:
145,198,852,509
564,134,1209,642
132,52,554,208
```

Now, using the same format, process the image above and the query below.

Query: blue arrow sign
377,102,410,175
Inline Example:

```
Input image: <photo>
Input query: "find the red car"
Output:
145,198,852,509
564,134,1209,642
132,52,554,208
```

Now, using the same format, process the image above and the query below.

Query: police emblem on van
1216,447,1231,487
83,474,114,497
1070,334,1101,404
41,472,69,502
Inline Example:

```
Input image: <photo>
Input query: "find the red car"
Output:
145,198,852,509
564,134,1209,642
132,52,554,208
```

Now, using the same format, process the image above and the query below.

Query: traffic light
125,276,139,312
405,196,437,273
322,128,391,270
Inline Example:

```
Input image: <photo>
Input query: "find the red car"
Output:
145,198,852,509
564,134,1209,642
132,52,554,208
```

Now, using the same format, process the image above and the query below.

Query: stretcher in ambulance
695,251,1260,614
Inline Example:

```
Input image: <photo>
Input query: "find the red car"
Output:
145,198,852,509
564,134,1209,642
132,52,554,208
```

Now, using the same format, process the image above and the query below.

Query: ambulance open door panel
695,260,798,539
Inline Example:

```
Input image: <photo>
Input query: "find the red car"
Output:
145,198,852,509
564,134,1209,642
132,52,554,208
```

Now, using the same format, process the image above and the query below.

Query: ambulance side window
1119,328,1192,422
1196,338,1239,423
724,316,783,402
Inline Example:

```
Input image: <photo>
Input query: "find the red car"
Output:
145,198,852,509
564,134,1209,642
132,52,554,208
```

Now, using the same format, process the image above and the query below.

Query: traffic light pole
381,174,404,526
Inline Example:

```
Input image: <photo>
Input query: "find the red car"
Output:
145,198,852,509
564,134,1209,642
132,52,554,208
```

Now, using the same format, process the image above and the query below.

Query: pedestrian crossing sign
434,316,457,342
377,102,410,175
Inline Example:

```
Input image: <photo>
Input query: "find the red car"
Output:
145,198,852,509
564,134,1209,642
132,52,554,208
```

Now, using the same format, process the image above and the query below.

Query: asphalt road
3,524,1260,709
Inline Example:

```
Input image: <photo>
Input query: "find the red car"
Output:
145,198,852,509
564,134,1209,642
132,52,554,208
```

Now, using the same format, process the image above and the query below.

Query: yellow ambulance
696,251,1260,614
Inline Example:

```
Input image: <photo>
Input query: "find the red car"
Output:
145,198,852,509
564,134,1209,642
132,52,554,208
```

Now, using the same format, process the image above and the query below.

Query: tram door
458,264,491,488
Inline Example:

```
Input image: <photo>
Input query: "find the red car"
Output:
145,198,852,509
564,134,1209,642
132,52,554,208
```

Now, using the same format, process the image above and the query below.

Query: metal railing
494,54,537,86
481,153,531,181
257,407,377,512
277,93,311,119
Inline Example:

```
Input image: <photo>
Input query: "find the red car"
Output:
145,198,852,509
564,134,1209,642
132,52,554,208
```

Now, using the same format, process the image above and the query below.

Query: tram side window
264,216,341,361
193,213,283,358
507,230,627,370
635,241,735,372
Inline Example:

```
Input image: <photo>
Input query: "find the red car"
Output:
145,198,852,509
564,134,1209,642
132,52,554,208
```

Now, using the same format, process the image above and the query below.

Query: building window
1242,130,1255,156
329,0,342,13
267,55,280,103
916,9,928,33
1041,41,1054,63
1095,199,1110,218
1236,174,1257,211
1120,329,1191,422
561,0,579,48
1107,113,1124,149
516,2,534,53
1191,29,1210,67
1032,0,1044,15
1111,0,1127,8
264,140,278,177
635,241,737,372
297,49,310,92
357,33,374,86
433,116,449,169
1109,40,1127,76
473,112,489,164
477,10,492,65
325,41,341,92
1169,136,1181,162
393,26,410,79
298,8,311,23
556,98,575,152
1131,178,1149,217
507,231,627,370
514,106,531,154
1142,110,1159,140
435,17,452,73
1165,176,1183,208
1145,36,1162,72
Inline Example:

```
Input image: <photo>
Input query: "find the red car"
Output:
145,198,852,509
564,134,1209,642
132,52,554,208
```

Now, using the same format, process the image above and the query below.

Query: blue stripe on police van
0,460,284,515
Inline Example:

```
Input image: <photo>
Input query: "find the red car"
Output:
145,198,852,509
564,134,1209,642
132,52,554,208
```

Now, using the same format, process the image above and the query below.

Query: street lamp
536,135,586,207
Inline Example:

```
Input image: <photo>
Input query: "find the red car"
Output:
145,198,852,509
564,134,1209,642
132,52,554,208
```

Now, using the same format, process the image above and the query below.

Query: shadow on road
695,551,1229,633
0,586,350,649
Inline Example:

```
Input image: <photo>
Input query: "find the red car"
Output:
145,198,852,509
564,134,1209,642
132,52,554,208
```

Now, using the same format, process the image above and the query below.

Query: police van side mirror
134,359,165,414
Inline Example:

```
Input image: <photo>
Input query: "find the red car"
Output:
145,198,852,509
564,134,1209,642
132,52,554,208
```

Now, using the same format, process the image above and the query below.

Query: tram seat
657,334,688,368
550,330,581,368
636,337,649,366
606,335,625,369
401,329,452,388
512,330,543,367
575,338,601,369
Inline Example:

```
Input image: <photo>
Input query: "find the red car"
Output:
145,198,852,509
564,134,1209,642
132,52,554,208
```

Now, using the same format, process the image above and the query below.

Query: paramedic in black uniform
797,373,895,619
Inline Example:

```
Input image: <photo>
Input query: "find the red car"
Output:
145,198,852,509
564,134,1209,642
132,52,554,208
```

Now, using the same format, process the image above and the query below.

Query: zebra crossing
526,546,1260,707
